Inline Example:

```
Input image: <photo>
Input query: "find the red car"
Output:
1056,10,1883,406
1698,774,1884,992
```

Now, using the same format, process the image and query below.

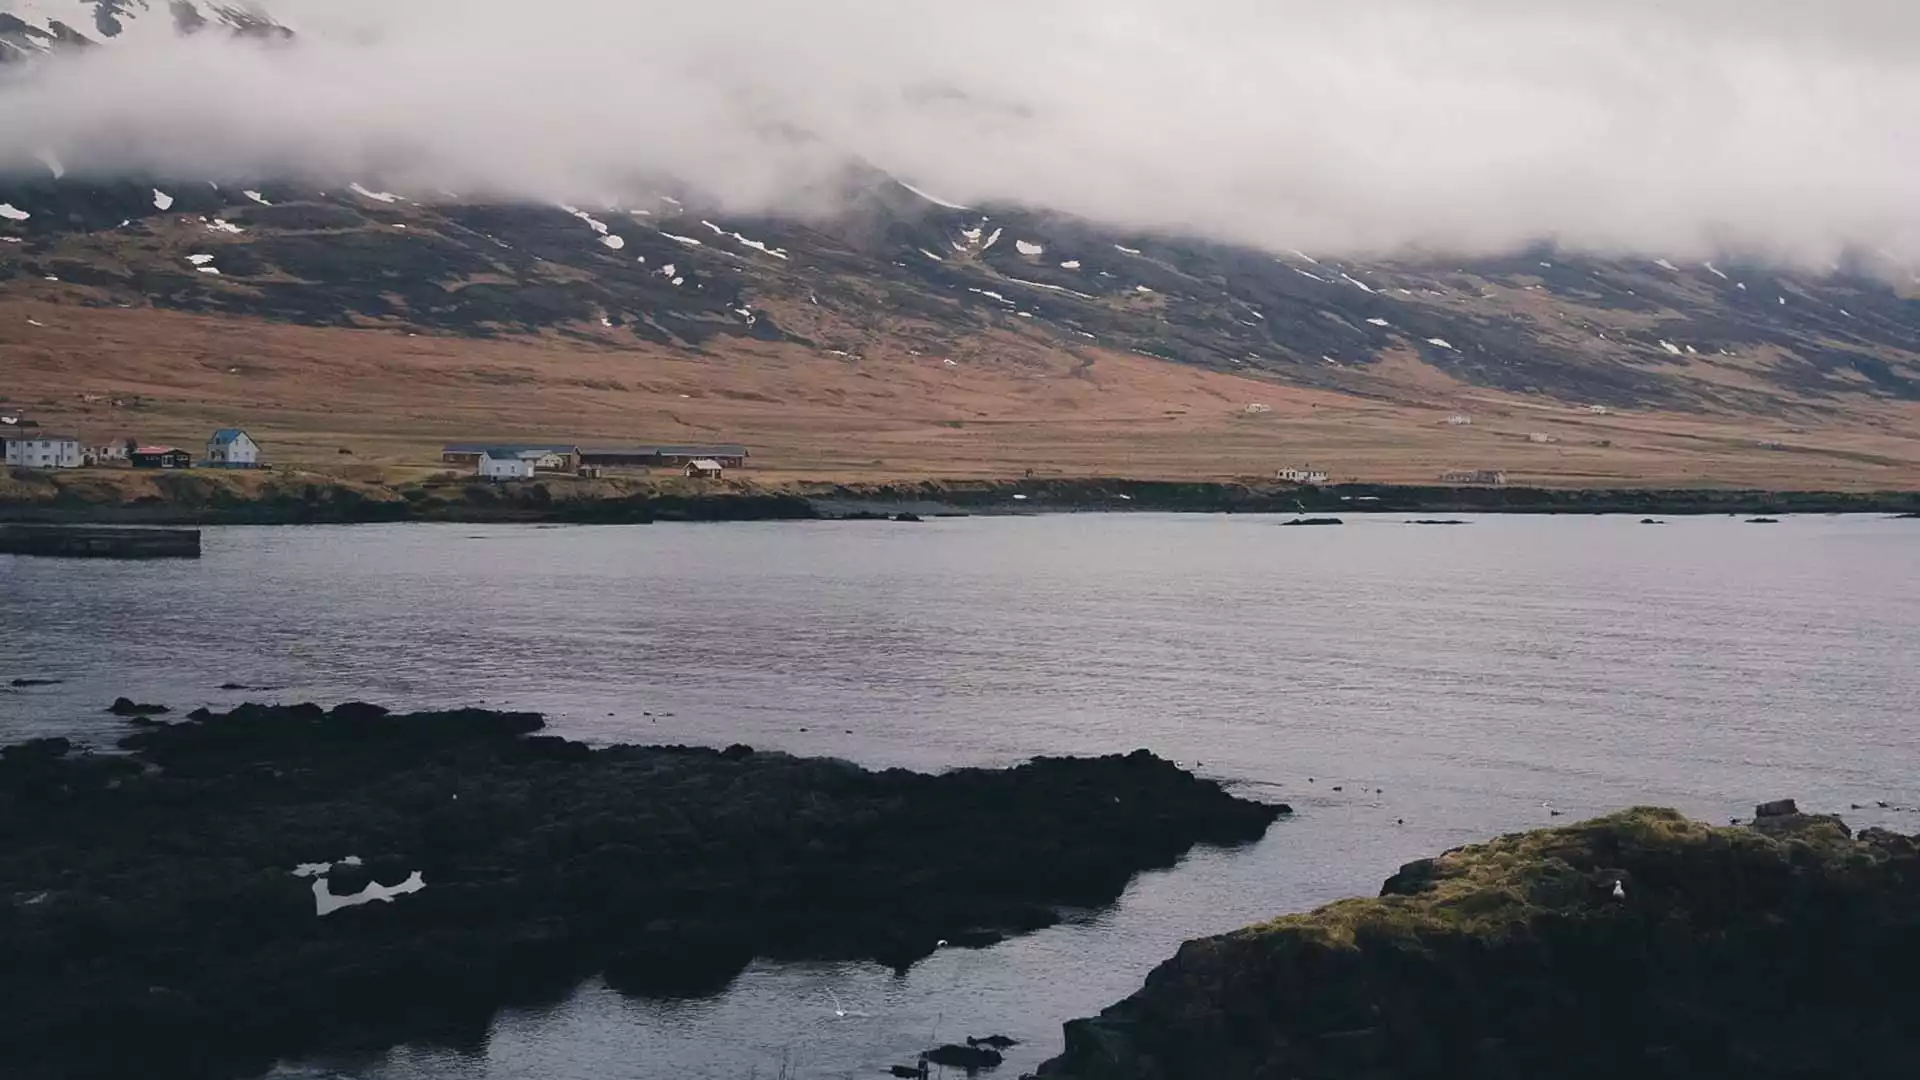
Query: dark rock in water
894,512,924,522
0,704,1279,1080
9,678,63,688
927,1043,1005,1070
840,510,890,521
1640,518,1666,525
1277,517,1344,527
970,1034,1021,1049
1747,517,1781,524
891,1065,929,1079
1755,798,1800,818
106,697,169,716
1407,519,1468,525
1893,512,1920,520
1,737,73,763
1036,808,1920,1080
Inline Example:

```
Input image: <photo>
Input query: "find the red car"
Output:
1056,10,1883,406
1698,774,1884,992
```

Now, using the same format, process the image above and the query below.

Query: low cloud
3,0,1917,264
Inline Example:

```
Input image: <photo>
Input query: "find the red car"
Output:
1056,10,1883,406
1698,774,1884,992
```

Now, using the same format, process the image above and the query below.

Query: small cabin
132,446,193,470
207,428,261,468
684,459,725,479
1277,466,1329,485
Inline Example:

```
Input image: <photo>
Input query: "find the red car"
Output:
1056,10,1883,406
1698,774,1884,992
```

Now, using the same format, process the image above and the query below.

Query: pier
0,525,201,560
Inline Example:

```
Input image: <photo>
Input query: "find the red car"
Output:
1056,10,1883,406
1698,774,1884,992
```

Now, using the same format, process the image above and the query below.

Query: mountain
0,1,287,61
4,4,1919,486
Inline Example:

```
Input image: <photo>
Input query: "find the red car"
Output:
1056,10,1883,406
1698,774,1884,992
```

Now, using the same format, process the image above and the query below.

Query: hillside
4,4,1920,487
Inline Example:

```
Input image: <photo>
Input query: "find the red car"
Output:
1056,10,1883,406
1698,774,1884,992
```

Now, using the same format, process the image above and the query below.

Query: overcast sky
2,0,1917,264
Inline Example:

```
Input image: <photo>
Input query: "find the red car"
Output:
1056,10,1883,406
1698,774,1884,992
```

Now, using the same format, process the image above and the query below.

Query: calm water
4,514,1918,1078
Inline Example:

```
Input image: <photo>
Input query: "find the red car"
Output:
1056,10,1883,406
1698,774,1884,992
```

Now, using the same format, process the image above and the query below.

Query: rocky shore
1036,805,1920,1079
5,467,1919,526
0,702,1284,1080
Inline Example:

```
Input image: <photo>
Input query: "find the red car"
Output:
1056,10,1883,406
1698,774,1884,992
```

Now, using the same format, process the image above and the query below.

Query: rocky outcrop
1038,808,1920,1080
0,702,1282,1080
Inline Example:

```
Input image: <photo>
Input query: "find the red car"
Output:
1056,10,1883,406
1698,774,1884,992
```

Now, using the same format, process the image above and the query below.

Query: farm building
207,428,262,468
442,444,580,472
4,434,82,469
1440,469,1508,486
581,444,750,469
1277,465,1330,485
478,450,539,480
84,441,131,466
684,459,725,479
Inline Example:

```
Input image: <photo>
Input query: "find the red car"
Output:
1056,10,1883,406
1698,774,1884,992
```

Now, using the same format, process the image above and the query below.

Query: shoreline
5,469,1919,527
0,700,1283,1080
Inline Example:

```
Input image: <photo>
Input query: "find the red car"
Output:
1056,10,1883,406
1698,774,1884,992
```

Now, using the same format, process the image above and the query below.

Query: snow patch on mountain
897,180,968,210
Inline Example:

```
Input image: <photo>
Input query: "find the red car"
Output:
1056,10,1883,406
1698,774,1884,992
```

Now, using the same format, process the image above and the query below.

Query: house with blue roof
206,428,262,468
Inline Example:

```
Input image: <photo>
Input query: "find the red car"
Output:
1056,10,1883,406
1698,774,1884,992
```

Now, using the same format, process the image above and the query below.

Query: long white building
4,433,82,469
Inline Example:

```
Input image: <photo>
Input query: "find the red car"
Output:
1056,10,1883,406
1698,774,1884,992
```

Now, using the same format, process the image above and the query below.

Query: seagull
1543,801,1563,817
1611,880,1626,901
935,939,949,948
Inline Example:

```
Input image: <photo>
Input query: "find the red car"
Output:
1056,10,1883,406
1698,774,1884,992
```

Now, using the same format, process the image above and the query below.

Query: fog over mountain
3,0,1918,265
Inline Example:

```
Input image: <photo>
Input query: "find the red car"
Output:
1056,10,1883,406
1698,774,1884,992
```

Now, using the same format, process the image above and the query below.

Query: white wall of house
208,431,260,466
5,437,82,469
478,454,535,480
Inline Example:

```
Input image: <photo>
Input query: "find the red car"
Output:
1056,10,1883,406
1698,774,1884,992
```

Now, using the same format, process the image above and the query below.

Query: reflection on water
5,514,1919,1078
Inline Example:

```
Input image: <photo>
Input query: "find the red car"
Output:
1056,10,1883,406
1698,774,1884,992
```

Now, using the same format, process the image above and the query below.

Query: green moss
1241,807,1870,950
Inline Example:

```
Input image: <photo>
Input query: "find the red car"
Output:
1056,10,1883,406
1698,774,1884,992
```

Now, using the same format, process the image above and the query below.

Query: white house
478,450,537,480
684,459,725,479
1445,414,1473,426
1277,466,1330,485
85,441,130,466
5,434,82,469
207,428,262,467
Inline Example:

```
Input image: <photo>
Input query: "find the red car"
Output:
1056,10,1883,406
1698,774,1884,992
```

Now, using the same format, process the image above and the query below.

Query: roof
479,449,541,462
444,443,579,456
210,428,249,445
688,459,724,470
135,446,187,455
582,444,749,458
6,433,79,442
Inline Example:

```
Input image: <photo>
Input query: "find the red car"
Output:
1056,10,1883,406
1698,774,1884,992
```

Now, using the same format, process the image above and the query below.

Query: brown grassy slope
4,298,1919,488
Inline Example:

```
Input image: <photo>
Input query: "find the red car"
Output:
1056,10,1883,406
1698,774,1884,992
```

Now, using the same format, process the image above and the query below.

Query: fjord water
4,514,1917,1079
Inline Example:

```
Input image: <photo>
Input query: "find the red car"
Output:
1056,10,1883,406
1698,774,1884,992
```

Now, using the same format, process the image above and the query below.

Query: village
0,417,760,482
0,426,263,472
5,408,1535,489
1,419,1522,489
